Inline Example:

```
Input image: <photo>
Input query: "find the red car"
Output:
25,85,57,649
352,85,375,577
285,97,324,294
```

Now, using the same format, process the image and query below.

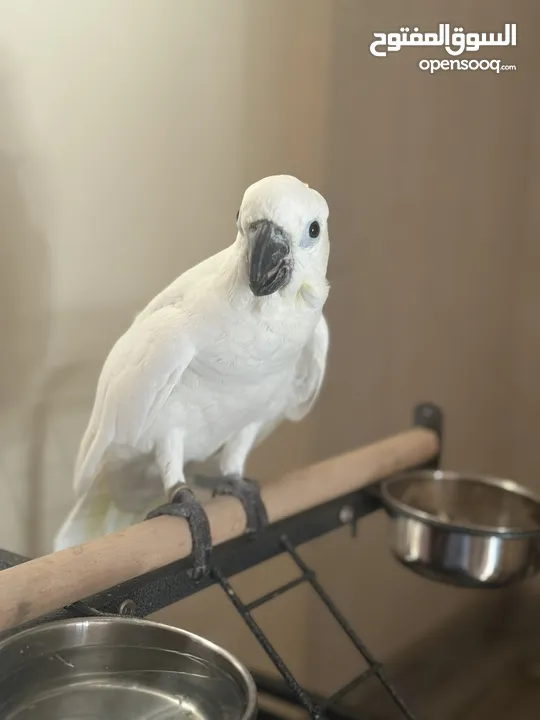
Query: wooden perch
0,427,438,632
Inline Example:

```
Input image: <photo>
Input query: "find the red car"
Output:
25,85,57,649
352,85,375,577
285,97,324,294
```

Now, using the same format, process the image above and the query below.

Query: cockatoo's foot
211,475,268,535
146,486,212,580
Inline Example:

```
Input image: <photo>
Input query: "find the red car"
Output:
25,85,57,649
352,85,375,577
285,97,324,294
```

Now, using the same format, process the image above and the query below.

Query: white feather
54,175,330,551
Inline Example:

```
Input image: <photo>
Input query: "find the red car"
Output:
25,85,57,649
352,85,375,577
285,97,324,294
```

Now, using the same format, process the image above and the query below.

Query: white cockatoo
53,174,330,575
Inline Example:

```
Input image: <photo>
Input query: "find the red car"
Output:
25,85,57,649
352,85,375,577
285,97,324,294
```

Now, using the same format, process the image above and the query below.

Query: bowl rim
0,615,258,720
380,469,540,537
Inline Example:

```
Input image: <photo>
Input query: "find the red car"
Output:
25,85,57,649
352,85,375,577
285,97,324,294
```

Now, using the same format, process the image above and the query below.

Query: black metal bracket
0,402,444,719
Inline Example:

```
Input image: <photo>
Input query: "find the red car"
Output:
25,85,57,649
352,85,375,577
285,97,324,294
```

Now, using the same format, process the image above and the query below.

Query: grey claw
146,487,212,580
209,475,268,535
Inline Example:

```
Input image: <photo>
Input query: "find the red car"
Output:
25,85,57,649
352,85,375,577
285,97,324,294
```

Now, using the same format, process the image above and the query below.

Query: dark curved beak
248,220,292,297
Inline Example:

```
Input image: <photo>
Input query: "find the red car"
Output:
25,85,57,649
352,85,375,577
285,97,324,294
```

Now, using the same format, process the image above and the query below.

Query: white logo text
370,23,517,58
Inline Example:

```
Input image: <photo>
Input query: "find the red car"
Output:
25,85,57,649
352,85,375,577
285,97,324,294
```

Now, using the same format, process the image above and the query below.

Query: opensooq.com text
419,58,516,74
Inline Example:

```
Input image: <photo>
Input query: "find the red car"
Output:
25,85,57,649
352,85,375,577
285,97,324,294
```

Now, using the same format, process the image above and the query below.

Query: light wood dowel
0,427,438,632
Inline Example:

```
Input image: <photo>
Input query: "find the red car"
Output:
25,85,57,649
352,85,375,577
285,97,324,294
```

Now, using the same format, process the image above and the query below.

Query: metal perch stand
0,403,442,719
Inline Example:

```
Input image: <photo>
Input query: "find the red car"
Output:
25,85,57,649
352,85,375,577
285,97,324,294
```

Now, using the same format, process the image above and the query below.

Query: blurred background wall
0,0,537,696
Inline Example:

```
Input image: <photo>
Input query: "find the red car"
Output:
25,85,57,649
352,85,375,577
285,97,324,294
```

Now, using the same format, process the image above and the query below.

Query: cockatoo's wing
285,314,329,422
74,305,196,496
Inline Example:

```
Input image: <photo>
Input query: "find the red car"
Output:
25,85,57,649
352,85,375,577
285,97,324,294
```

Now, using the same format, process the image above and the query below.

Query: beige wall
305,0,540,693
0,0,537,693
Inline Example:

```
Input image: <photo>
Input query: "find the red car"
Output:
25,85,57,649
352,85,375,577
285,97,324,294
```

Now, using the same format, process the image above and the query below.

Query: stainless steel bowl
381,470,540,588
0,616,257,720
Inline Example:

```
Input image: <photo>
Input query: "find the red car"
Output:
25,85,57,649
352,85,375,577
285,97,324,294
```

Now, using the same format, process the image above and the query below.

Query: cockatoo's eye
309,221,320,239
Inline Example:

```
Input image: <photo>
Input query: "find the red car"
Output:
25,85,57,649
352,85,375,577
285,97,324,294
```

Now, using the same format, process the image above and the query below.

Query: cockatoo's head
236,175,329,298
